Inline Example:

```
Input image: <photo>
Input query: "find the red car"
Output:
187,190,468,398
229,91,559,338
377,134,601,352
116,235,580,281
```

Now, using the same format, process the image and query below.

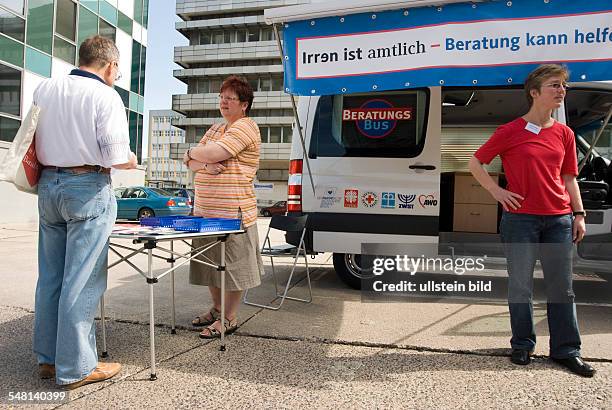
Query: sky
142,0,187,159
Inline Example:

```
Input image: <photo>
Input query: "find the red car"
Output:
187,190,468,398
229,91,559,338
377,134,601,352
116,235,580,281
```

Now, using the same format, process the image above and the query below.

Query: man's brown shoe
39,364,55,379
61,362,122,390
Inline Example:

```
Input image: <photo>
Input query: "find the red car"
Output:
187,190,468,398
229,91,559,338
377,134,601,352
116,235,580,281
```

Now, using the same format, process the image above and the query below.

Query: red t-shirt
474,118,578,215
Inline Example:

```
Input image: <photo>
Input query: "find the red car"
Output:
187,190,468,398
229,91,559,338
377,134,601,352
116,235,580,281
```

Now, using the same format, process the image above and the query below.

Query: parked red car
260,201,287,217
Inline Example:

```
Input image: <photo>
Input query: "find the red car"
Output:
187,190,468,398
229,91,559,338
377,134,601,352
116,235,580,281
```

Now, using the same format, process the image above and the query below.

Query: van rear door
303,87,441,253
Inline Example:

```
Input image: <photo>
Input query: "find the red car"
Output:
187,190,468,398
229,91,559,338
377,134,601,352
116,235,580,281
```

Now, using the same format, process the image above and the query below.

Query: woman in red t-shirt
469,65,594,377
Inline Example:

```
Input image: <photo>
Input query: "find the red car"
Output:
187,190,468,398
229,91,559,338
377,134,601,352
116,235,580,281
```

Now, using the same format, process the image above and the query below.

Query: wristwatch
186,147,193,159
572,210,586,217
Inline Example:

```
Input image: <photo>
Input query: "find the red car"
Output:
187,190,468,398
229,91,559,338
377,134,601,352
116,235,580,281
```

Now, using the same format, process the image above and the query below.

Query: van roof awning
268,0,612,96
264,0,480,24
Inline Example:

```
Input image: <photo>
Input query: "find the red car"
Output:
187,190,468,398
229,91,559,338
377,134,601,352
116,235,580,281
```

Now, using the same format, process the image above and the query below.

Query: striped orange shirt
193,117,260,227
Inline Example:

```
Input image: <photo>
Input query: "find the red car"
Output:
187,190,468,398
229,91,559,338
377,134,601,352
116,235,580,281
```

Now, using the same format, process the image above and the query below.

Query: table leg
220,239,226,351
100,296,108,358
147,247,157,381
170,241,176,335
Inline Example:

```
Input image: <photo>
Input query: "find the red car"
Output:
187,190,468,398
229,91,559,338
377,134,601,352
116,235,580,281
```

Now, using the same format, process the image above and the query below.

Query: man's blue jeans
34,168,116,385
500,211,581,359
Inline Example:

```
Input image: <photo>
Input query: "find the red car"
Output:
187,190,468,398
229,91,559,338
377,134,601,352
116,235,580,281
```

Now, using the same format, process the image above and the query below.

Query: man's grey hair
78,35,119,68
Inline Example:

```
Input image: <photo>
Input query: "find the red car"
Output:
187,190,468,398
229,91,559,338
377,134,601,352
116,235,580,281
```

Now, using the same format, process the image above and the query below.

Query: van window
566,88,612,160
309,90,429,158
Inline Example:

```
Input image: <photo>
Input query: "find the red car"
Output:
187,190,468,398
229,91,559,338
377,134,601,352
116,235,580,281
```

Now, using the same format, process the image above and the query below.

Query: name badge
525,122,541,135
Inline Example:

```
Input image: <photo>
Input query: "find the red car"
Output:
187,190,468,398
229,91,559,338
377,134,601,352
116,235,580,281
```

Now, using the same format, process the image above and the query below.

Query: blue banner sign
280,0,612,95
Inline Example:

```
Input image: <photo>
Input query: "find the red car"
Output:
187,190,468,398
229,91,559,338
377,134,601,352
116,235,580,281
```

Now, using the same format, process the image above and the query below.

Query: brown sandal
191,307,220,327
199,318,238,339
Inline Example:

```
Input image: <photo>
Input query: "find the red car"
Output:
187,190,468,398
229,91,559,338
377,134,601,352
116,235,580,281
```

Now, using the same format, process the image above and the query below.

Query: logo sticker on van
344,189,359,208
381,192,396,208
318,187,342,208
342,99,412,139
398,194,416,209
361,192,378,207
418,194,438,208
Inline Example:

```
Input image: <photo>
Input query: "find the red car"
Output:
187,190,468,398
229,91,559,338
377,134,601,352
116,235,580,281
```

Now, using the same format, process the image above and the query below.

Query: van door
303,87,441,259
565,85,612,273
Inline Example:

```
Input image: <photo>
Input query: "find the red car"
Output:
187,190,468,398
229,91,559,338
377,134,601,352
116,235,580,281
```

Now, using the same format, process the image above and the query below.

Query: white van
286,84,612,288
263,0,612,288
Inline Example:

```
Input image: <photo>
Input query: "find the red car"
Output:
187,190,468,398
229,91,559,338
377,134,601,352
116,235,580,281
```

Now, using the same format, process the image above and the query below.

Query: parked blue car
114,186,192,220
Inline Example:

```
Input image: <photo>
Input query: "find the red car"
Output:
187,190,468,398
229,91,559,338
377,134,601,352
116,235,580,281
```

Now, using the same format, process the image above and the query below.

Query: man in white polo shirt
32,35,137,389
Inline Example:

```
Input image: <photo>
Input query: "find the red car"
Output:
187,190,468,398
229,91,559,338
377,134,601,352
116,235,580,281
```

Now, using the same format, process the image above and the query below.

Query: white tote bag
0,105,41,194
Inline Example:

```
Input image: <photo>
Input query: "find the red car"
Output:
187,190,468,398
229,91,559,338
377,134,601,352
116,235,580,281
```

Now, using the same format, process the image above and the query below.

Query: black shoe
552,357,596,378
511,349,531,365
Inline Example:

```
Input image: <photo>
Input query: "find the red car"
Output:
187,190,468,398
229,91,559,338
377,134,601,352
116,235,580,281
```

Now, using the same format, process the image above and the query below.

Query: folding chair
243,214,312,310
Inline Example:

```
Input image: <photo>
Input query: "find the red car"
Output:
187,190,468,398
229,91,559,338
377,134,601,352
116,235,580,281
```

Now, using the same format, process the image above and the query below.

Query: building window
260,77,271,92
0,59,21,142
211,31,224,44
271,76,283,91
261,27,274,41
55,0,76,42
282,126,293,143
0,62,21,117
130,39,141,93
77,4,98,45
247,78,258,93
0,31,23,67
133,0,144,25
0,7,25,41
53,35,75,65
0,115,20,142
247,27,259,42
259,126,269,143
26,0,54,55
99,18,116,42
118,10,132,35
269,126,281,143
236,29,246,43
200,31,210,45
1,0,25,15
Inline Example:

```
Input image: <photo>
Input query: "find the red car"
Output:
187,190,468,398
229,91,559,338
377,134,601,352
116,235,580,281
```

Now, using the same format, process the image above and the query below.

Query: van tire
332,253,376,290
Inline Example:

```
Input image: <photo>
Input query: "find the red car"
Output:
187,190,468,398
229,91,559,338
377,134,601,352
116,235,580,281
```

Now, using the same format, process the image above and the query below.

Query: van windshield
566,88,612,161
309,90,429,158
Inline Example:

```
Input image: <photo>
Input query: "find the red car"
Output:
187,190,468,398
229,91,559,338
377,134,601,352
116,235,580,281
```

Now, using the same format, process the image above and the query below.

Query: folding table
101,226,244,380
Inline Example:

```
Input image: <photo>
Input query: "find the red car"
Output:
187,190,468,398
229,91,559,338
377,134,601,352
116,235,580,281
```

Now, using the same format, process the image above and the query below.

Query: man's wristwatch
572,210,586,217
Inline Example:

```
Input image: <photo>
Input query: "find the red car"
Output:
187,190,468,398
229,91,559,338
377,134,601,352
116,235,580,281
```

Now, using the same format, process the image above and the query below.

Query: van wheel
332,253,376,290
262,210,271,217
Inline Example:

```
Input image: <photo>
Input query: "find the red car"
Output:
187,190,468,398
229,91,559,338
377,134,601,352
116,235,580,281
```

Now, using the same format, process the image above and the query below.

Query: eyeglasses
218,94,241,102
542,82,569,90
113,61,122,81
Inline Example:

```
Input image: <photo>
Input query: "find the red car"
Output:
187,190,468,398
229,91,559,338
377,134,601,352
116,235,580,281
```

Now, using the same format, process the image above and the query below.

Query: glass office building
0,0,149,161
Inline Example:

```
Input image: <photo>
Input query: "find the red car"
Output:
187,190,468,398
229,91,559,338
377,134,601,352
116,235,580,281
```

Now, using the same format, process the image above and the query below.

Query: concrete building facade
171,0,309,205
147,109,188,188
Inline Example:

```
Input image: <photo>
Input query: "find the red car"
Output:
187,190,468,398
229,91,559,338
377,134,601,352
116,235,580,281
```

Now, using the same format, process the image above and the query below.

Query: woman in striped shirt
183,75,264,338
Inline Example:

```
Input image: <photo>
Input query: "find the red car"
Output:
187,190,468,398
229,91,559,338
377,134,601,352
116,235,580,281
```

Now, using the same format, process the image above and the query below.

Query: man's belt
43,165,111,174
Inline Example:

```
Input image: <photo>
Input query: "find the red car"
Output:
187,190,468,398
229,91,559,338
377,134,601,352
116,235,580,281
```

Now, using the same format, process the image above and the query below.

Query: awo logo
344,189,358,208
343,99,412,139
398,194,416,209
418,194,438,208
